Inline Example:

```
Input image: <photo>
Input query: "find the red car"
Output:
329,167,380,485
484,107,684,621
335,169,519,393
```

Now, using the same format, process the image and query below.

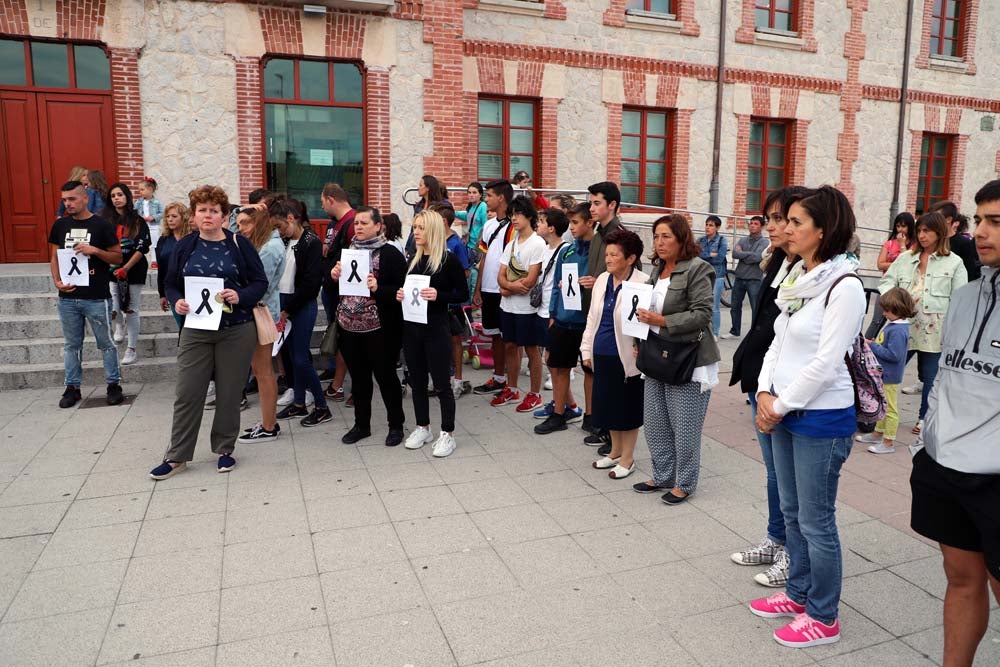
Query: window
930,0,963,58
916,133,952,214
477,97,538,183
626,0,674,14
747,119,790,214
754,0,797,33
0,39,110,90
263,58,364,220
621,108,671,208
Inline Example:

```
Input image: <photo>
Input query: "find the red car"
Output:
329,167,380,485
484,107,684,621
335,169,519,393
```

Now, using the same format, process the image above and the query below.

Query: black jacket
164,229,268,317
950,234,982,282
370,244,407,337
284,228,325,316
730,252,800,394
407,252,469,326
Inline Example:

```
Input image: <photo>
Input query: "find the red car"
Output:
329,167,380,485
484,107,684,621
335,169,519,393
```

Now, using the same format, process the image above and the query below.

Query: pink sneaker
773,613,840,648
748,591,806,619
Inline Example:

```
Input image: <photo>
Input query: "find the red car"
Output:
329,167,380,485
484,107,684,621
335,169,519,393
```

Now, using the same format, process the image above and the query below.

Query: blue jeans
57,297,121,387
711,276,725,337
749,395,785,544
906,350,941,420
280,295,327,409
729,277,761,336
770,423,851,624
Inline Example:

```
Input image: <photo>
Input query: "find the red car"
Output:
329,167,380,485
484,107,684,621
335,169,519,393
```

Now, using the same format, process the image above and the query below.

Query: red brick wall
656,75,679,107
0,0,29,34
109,48,142,186
235,58,264,204
364,66,392,211
477,58,504,94
732,114,751,216
259,7,303,55
905,109,968,212
623,71,645,106
605,103,623,184
735,0,817,52
672,109,692,211
603,0,699,35
538,98,559,190
835,0,868,204
327,12,365,60
56,0,105,41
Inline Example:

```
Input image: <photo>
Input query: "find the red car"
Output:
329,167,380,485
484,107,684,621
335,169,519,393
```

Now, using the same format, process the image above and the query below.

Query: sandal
609,462,636,479
592,456,620,470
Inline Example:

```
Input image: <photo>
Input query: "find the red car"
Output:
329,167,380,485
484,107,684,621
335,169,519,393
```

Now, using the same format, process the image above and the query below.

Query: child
136,177,163,227
492,196,546,412
535,204,593,434
431,203,473,399
857,287,916,454
534,208,570,393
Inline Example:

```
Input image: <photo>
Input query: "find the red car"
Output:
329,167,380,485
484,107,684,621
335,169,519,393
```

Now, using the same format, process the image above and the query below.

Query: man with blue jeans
697,215,728,338
722,216,768,339
49,180,124,408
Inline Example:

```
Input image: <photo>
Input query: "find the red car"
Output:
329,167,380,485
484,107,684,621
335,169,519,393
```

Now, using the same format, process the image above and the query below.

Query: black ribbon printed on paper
628,294,639,321
196,288,213,315
566,273,576,296
411,288,420,305
68,257,82,275
347,260,361,283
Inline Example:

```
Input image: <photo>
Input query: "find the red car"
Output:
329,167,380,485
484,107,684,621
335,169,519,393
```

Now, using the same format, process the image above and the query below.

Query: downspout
889,0,916,224
708,0,727,213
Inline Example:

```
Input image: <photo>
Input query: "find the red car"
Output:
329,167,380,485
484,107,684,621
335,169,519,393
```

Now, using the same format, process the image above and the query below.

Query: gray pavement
1,347,998,666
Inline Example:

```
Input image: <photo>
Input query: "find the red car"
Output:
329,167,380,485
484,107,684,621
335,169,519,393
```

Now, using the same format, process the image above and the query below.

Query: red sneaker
490,387,520,407
515,392,544,413
748,591,806,619
773,613,840,648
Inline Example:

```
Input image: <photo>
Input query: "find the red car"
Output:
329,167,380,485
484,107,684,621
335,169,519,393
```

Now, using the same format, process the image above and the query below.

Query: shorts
910,448,1000,580
546,324,583,369
481,292,502,336
448,306,470,337
500,310,547,347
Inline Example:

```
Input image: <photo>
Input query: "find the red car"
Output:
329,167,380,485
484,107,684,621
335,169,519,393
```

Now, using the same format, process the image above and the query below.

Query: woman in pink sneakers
749,186,866,648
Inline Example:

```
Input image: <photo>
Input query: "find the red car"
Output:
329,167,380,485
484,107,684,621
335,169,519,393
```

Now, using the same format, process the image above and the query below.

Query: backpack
825,274,886,425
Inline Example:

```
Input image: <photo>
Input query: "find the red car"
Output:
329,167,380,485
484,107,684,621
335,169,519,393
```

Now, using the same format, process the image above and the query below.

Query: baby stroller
461,306,494,370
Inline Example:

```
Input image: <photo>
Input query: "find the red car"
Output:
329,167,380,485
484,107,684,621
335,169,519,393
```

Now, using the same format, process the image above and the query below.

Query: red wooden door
0,91,47,263
0,92,115,262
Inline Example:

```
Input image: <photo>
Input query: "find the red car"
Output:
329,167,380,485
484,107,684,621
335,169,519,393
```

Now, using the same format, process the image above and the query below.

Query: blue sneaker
533,401,555,419
217,454,236,473
564,404,584,423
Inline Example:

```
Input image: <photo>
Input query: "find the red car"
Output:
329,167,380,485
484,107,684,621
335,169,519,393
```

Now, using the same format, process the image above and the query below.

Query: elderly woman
150,185,267,479
749,185,867,648
580,228,649,480
880,211,967,435
330,206,407,447
633,214,720,503
156,202,192,329
235,208,287,443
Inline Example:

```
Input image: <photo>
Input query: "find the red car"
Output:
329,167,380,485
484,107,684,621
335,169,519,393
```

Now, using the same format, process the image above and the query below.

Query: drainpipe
708,0,727,214
889,0,916,225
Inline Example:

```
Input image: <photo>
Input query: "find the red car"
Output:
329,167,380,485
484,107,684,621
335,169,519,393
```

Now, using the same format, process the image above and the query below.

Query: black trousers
339,328,405,431
402,319,455,432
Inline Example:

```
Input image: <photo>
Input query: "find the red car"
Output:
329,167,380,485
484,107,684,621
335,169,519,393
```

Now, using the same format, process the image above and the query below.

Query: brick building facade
1,0,998,263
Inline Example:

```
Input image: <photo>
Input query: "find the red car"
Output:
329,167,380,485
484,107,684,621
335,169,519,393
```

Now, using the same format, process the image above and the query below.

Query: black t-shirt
48,215,118,300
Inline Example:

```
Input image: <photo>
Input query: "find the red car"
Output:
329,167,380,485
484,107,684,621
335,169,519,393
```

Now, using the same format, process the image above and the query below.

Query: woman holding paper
632,214,719,504
150,185,267,480
330,206,407,447
106,182,152,365
395,210,469,457
580,228,649,479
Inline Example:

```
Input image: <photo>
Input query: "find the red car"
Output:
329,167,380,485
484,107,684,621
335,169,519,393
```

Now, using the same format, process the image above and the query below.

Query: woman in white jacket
748,186,866,649
580,228,648,480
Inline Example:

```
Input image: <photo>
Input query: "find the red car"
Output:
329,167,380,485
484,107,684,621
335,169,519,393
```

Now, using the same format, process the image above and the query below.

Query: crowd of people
47,168,999,661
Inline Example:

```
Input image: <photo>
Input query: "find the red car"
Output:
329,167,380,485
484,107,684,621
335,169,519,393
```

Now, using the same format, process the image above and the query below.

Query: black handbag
636,330,703,385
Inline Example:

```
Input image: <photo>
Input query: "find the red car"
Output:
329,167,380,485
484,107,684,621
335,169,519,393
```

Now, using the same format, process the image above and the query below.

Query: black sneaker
238,423,280,443
240,394,249,411
341,426,371,444
385,429,404,447
584,431,609,447
59,385,81,409
245,377,259,394
300,408,333,427
107,383,124,406
597,443,612,457
581,414,593,434
534,413,567,435
276,404,309,420
472,378,506,395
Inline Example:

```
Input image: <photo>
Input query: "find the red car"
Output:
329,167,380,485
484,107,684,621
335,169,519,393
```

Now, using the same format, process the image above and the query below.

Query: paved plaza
0,341,998,667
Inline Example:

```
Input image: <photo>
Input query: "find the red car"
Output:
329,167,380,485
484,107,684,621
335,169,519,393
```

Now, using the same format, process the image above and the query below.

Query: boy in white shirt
492,196,546,412
536,208,570,391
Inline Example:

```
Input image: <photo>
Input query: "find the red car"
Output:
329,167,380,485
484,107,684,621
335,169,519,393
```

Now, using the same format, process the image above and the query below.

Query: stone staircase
0,265,327,391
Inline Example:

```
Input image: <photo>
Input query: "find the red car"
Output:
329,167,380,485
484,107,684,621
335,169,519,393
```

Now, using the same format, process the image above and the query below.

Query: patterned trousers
643,378,712,493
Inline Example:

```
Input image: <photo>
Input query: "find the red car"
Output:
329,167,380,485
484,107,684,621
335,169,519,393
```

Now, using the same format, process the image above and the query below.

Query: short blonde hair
409,210,448,274
162,202,191,238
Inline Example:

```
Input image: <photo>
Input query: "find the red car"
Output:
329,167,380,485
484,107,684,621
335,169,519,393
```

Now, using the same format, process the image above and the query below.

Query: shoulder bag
636,329,702,385
529,242,568,308
253,304,280,345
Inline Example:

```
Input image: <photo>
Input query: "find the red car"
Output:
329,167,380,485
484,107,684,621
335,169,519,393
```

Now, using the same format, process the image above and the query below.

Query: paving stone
5,558,127,621
134,511,225,556
145,484,227,520
540,493,631,534
299,468,375,500
320,561,426,621
449,475,534,513
394,513,489,558
119,547,222,604
100,591,219,664
841,570,943,636
225,499,310,544
513,469,600,502
330,608,456,667
34,522,141,570
888,555,947,600
495,535,603,587
613,560,738,616
77,470,155,500
368,460,446,492
305,492,389,533
312,523,407,573
643,508,747,559
60,492,149,530
902,624,1000,666
380,484,465,521
431,453,507,484
0,473,87,507
216,627,335,667
817,639,935,666
413,547,520,604
219,575,326,644
671,604,814,667
226,478,303,512
0,607,112,667
222,534,316,588
469,503,566,544
0,501,69,537
840,519,938,567
102,646,216,666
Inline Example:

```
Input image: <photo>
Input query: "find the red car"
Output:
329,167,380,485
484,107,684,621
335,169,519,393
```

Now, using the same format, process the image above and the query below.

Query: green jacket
879,250,967,315
647,256,721,367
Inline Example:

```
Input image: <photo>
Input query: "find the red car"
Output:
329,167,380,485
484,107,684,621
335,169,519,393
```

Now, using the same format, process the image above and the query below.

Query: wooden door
0,92,48,263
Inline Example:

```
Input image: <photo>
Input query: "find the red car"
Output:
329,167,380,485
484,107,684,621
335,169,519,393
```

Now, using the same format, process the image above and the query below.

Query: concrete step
0,270,158,294
0,356,179,391
0,289,164,316
0,310,181,339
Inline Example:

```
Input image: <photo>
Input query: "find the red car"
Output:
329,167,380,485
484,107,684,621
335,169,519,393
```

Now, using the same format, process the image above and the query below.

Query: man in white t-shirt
472,180,516,396
491,197,546,412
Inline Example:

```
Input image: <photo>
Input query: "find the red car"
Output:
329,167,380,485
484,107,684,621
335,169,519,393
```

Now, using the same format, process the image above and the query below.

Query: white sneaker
276,388,295,406
432,431,456,457
901,383,923,395
570,369,576,381
867,442,896,454
854,433,882,444
404,426,433,450
543,374,553,390
304,390,314,406
121,348,137,365
720,332,739,340
113,320,126,343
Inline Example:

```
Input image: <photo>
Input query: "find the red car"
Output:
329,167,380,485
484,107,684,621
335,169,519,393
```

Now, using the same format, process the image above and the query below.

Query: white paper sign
339,249,371,297
402,274,431,324
620,282,653,340
57,249,90,287
183,276,225,331
561,264,582,311
272,319,292,357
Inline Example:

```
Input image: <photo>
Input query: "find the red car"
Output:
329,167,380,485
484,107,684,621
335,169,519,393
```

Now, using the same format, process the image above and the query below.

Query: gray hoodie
922,266,1000,474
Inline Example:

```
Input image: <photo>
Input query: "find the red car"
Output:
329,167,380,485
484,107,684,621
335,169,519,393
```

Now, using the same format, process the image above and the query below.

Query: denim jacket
258,231,287,323
697,234,728,277
135,198,164,226
879,250,968,315
549,239,591,329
